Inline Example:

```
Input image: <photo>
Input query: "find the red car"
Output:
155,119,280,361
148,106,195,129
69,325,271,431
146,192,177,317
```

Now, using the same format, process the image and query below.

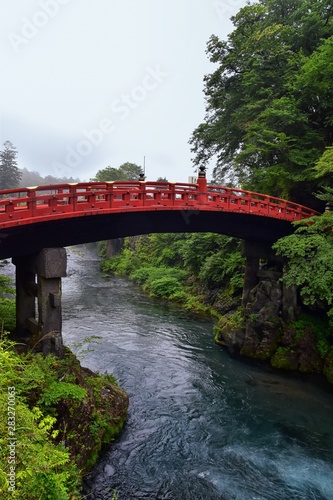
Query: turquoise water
61,247,333,500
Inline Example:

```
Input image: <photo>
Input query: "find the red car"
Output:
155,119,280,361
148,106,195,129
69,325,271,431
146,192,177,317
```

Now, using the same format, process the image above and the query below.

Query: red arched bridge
0,175,318,259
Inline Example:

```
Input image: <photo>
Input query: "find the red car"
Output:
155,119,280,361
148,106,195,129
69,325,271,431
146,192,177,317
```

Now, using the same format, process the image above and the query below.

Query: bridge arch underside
0,209,294,259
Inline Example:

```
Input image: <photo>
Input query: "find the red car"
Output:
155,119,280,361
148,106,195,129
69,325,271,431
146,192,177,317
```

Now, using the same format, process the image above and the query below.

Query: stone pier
241,241,272,307
13,248,67,357
241,240,297,322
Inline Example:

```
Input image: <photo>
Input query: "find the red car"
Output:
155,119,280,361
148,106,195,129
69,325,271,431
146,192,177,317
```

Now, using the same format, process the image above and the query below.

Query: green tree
0,141,21,190
0,275,15,333
273,187,333,323
92,162,142,181
298,36,333,186
189,0,333,204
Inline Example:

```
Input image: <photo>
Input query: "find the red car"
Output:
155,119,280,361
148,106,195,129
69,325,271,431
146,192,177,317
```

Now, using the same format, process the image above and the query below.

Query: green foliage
0,274,15,333
292,313,330,358
271,346,297,371
83,373,127,466
190,0,333,203
273,211,333,324
198,249,244,292
0,141,21,190
149,277,183,299
101,233,244,312
0,275,14,294
38,382,87,407
130,266,156,285
131,266,188,301
0,298,16,333
181,233,227,274
315,186,333,206
0,335,127,498
72,334,102,360
132,266,188,287
101,248,140,276
0,336,81,499
314,146,333,180
92,162,142,182
97,240,107,258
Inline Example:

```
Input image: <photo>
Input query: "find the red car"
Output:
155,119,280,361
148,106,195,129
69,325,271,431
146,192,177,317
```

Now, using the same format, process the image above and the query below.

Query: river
19,245,333,499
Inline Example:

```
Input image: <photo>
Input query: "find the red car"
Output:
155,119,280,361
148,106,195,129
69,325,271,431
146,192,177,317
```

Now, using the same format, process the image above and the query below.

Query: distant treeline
19,167,80,187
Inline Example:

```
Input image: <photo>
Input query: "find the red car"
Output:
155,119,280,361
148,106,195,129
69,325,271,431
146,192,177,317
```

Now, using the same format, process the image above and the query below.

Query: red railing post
139,181,146,207
197,166,207,203
69,185,77,211
106,182,113,208
27,189,36,217
169,183,176,206
5,200,14,218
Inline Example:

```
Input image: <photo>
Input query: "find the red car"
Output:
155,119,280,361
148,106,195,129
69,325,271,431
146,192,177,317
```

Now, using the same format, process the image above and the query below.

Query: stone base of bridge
241,240,297,322
13,248,67,357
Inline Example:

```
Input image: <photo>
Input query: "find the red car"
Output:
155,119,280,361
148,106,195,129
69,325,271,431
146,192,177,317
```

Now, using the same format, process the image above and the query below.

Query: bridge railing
0,181,319,225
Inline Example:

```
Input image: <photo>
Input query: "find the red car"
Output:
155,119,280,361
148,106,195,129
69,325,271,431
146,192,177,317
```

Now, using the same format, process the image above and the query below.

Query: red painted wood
0,180,319,229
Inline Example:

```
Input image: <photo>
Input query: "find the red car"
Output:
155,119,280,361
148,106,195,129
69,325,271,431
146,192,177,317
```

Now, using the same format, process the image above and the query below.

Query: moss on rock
271,347,298,371
324,348,333,385
49,348,129,472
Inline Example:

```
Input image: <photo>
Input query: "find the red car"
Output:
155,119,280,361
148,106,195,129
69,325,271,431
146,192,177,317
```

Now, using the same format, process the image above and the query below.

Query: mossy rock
271,347,298,371
215,313,246,354
55,365,129,471
324,348,333,385
240,344,261,359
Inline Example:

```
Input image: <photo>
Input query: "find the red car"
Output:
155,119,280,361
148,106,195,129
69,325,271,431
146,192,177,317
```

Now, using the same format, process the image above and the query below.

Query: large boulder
240,279,283,359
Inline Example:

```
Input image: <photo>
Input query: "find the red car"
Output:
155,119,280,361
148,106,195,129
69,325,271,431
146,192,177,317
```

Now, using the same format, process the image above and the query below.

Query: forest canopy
190,0,333,207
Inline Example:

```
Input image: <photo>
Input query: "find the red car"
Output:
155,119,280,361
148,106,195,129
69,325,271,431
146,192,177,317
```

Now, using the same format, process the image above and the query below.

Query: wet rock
241,280,283,360
324,348,333,384
215,314,245,355
271,347,298,371
104,464,116,477
297,329,323,373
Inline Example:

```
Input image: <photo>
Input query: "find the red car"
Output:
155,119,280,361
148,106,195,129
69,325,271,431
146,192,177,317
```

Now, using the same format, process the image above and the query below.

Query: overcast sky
1,0,247,183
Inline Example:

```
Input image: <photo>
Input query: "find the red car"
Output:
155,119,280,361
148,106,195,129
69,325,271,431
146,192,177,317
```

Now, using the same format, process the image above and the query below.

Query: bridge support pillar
241,241,273,306
13,248,67,357
242,256,260,306
241,240,298,321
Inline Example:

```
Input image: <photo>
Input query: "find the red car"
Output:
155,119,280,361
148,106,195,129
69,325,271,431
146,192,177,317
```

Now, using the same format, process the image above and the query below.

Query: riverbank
61,247,333,499
0,333,128,499
100,235,333,388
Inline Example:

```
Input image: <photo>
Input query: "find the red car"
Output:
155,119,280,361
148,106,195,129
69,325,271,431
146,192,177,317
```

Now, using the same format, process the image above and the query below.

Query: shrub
0,298,16,333
0,337,81,499
38,381,87,407
130,266,157,286
149,276,183,298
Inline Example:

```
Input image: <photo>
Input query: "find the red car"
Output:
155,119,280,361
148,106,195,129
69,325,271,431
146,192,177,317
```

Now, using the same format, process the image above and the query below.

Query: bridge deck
0,181,318,228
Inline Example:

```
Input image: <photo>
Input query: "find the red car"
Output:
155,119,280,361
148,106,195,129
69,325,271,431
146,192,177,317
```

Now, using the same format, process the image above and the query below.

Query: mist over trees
19,168,80,187
0,141,80,189
0,145,146,188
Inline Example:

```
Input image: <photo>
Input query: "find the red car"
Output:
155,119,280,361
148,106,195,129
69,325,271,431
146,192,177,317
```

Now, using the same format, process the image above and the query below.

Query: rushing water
58,246,333,499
